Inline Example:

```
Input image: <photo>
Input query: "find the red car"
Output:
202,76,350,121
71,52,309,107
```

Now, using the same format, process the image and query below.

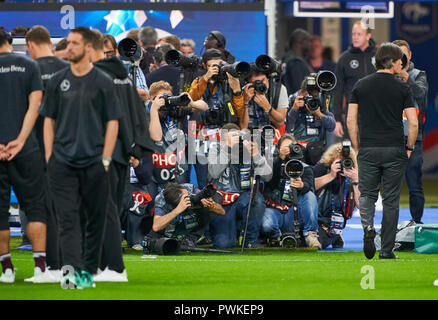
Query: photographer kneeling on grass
312,142,360,249
145,182,225,254
261,134,321,249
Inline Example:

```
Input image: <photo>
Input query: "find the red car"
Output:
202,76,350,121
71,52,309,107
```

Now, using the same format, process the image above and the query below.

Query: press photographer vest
148,102,188,185
154,184,205,238
316,172,355,226
210,148,252,205
263,163,310,211
188,83,236,159
248,81,285,144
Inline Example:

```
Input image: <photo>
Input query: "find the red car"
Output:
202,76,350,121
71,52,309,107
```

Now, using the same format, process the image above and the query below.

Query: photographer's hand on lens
292,95,305,111
290,177,304,189
152,96,166,111
203,64,219,82
226,72,241,93
253,93,270,112
397,68,409,83
183,92,194,107
175,195,192,215
341,166,358,182
243,140,260,157
229,133,240,148
278,144,291,160
307,104,323,118
243,84,255,105
330,159,342,179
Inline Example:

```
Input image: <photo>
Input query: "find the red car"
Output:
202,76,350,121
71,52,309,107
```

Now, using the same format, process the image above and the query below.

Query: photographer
393,40,428,224
347,43,418,260
207,123,272,249
188,49,245,188
262,134,321,249
148,81,208,198
240,63,288,137
150,183,224,243
287,74,336,164
146,43,180,96
312,142,360,249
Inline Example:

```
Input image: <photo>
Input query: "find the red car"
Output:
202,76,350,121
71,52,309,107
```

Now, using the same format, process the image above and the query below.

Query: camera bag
414,224,438,254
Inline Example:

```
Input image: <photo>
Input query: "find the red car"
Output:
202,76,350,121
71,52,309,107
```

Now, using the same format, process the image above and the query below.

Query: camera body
340,140,354,173
295,70,337,112
165,49,201,71
161,93,193,120
255,54,283,76
212,61,251,82
188,184,217,210
118,38,145,62
301,94,321,111
205,105,226,126
249,80,267,95
281,143,305,180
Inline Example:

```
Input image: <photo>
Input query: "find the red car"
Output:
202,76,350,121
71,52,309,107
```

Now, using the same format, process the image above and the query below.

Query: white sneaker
25,267,58,283
93,268,128,282
46,268,62,282
0,269,15,283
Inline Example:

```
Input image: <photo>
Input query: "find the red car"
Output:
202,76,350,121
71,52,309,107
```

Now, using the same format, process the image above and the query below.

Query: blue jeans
405,141,424,223
210,191,265,249
262,191,319,238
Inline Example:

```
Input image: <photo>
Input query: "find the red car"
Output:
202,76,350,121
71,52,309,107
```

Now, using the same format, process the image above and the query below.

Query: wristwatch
405,145,414,151
352,181,359,186
102,156,112,167
233,90,243,97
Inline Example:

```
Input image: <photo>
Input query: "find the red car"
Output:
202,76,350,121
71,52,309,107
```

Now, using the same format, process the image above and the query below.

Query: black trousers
99,161,127,272
0,151,46,231
48,156,109,274
358,147,408,254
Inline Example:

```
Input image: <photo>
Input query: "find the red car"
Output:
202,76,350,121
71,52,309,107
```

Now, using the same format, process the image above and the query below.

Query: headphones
0,26,13,45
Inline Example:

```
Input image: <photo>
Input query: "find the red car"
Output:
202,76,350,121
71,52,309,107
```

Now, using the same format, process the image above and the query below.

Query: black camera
255,54,282,76
340,140,354,173
142,236,181,255
281,143,305,180
301,95,321,111
161,93,193,120
118,38,144,62
205,105,226,126
401,53,408,69
249,80,267,95
307,70,337,92
213,61,251,81
165,49,201,70
188,184,217,210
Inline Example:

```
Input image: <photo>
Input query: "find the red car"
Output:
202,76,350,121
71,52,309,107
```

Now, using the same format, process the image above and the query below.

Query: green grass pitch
1,237,438,300
2,179,437,300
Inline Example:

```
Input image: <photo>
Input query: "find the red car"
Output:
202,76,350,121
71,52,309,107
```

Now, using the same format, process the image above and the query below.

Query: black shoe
363,226,376,259
332,235,345,249
379,251,399,259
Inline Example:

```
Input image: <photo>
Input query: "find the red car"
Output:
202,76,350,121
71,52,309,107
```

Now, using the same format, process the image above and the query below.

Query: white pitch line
121,258,438,263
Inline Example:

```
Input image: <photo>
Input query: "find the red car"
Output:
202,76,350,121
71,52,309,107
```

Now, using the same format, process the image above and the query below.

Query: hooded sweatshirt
94,57,154,165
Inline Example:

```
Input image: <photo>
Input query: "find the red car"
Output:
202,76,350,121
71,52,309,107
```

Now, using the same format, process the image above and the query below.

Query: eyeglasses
104,50,116,58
